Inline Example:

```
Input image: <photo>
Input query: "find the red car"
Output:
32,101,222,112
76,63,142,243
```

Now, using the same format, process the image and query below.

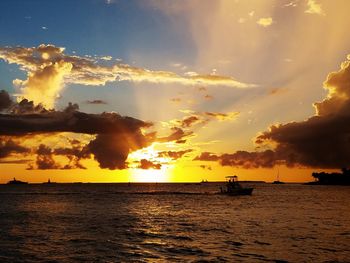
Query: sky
0,0,350,183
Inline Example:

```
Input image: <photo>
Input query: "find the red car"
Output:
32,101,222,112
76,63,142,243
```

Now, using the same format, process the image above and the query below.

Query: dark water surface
0,183,349,262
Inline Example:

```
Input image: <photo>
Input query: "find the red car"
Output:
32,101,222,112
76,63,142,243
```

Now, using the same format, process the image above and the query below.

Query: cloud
180,115,201,128
0,100,154,169
0,105,151,136
194,152,220,162
157,127,193,144
204,111,239,121
27,139,90,170
158,149,193,160
0,159,31,164
138,159,161,170
195,55,350,169
171,111,239,128
88,134,129,170
305,0,324,15
159,110,240,146
255,55,350,168
10,98,48,114
99,56,112,61
257,17,273,27
85,100,107,105
0,138,30,158
0,44,255,108
194,150,276,169
34,144,60,170
0,90,12,111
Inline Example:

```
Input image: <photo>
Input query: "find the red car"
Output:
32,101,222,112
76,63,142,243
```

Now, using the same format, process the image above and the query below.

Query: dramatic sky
1,0,350,183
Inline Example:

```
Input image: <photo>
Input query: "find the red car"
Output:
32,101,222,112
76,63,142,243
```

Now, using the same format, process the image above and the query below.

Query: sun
129,166,171,183
127,144,173,182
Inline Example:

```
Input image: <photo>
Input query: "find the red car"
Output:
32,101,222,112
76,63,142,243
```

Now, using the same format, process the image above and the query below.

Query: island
308,168,350,185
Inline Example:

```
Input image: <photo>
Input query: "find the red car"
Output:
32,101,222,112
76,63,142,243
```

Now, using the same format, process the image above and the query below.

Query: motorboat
219,176,253,196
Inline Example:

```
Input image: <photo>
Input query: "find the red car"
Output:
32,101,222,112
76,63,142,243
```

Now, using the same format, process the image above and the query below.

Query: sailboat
273,167,285,184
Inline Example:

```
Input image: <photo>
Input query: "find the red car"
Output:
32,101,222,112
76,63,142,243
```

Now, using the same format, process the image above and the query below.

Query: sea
0,182,349,262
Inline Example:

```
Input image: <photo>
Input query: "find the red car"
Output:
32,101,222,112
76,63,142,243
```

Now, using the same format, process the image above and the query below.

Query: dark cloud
195,55,350,169
194,150,276,169
158,149,193,160
0,138,30,158
34,144,60,170
255,55,350,169
0,159,31,164
9,99,48,115
88,127,155,170
138,159,161,170
0,90,12,111
194,152,219,162
0,99,154,170
0,108,151,136
85,100,107,105
157,127,193,144
89,134,133,170
28,142,90,170
180,116,200,128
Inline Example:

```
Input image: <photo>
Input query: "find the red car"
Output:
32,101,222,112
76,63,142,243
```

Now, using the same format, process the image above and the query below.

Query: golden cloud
0,44,256,108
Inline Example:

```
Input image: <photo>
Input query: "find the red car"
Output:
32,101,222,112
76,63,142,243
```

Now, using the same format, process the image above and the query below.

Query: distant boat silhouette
43,179,57,184
219,176,253,196
272,167,285,184
6,177,28,185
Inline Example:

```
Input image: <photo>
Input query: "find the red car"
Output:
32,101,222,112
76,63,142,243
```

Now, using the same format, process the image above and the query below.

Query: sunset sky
1,0,350,183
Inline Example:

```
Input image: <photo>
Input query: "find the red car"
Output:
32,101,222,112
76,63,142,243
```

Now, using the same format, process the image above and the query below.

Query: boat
42,179,57,184
219,176,253,196
6,177,28,185
272,167,285,184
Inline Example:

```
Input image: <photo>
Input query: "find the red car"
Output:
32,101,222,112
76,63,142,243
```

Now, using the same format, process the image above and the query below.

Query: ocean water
0,183,349,262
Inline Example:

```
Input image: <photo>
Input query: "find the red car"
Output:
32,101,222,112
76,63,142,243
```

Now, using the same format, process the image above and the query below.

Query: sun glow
126,144,173,182
128,144,173,164
129,166,171,182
